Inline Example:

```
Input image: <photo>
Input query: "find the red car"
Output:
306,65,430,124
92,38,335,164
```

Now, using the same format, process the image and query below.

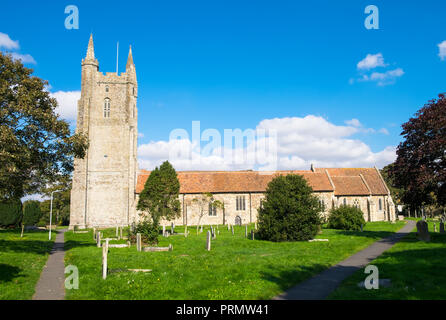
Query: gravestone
116,226,119,237
227,224,230,231
206,231,211,251
171,223,175,234
102,240,108,280
245,225,248,238
93,228,96,240
162,225,166,237
434,223,437,233
97,232,102,248
416,220,430,242
251,230,255,240
231,225,234,235
361,224,363,232
120,227,123,240
136,233,142,252
440,221,445,234
200,225,203,233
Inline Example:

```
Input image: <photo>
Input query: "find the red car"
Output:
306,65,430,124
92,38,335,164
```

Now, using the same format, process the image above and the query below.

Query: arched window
379,198,383,211
104,98,111,118
105,86,109,93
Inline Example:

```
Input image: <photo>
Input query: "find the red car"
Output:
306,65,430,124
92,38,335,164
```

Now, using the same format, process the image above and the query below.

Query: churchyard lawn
0,229,55,299
329,220,446,299
64,221,405,300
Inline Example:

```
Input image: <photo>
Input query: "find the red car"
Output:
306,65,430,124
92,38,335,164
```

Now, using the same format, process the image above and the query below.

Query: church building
69,36,396,229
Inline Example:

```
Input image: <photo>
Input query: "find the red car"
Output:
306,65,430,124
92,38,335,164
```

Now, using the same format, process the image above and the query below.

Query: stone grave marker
434,223,437,233
102,240,109,280
162,225,166,237
136,233,142,252
251,230,255,240
97,232,102,248
206,231,211,251
245,225,248,238
416,220,430,242
231,225,234,235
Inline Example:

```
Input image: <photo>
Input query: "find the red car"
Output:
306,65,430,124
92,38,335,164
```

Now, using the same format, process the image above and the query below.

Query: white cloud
345,119,362,127
10,52,36,64
438,40,446,60
358,68,404,86
0,32,19,49
50,91,80,121
357,53,387,70
379,128,389,135
137,115,396,172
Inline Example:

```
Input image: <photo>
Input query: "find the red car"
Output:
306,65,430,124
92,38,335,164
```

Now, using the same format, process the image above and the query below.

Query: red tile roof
136,167,390,196
136,170,334,194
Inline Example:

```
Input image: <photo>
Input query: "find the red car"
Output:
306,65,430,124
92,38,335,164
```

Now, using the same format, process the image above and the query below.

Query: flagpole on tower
116,41,119,74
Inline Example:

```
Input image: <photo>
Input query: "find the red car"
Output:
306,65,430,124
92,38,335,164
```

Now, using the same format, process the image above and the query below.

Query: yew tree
389,94,446,207
0,52,88,201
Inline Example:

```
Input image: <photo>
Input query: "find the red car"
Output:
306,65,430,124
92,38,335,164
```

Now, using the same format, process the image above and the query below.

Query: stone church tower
69,35,138,229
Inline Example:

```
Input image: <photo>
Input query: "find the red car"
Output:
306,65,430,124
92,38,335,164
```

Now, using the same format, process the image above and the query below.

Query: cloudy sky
1,0,445,171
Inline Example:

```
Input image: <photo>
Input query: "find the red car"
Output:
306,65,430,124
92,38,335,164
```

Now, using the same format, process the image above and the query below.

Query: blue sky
1,0,446,171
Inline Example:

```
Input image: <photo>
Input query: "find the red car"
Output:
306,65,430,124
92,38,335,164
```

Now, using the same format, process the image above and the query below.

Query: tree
0,199,22,228
191,192,224,234
257,174,322,242
327,205,366,231
0,52,88,201
389,94,446,207
23,200,42,226
381,163,405,205
137,161,181,226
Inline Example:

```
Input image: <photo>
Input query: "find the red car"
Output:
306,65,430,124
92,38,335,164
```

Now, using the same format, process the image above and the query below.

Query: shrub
0,199,23,228
128,219,159,245
23,200,42,226
327,205,366,231
257,174,322,242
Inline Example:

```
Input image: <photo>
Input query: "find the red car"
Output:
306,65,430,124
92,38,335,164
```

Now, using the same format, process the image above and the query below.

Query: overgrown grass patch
65,221,405,300
0,229,55,300
329,220,446,300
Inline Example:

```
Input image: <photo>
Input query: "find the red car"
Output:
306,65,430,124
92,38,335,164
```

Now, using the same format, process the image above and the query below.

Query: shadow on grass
0,264,22,283
329,237,446,299
0,239,53,255
64,240,97,251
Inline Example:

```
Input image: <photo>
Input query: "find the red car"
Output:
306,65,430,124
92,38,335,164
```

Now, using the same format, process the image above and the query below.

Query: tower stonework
70,35,138,229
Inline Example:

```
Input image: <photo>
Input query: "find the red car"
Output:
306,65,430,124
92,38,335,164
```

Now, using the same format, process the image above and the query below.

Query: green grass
65,221,405,300
328,220,446,300
0,229,56,300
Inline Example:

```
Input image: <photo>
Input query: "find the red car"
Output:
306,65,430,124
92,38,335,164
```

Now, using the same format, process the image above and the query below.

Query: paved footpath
33,229,68,300
274,220,416,300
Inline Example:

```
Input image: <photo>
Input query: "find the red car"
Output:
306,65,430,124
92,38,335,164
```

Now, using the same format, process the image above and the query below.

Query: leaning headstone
206,231,211,251
136,233,142,252
440,221,445,234
416,220,430,242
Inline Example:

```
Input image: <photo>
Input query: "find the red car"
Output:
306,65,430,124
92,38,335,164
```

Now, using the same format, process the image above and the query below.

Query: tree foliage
327,205,366,231
23,200,42,226
137,161,181,225
389,94,446,207
257,174,322,242
0,52,88,201
0,199,22,227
